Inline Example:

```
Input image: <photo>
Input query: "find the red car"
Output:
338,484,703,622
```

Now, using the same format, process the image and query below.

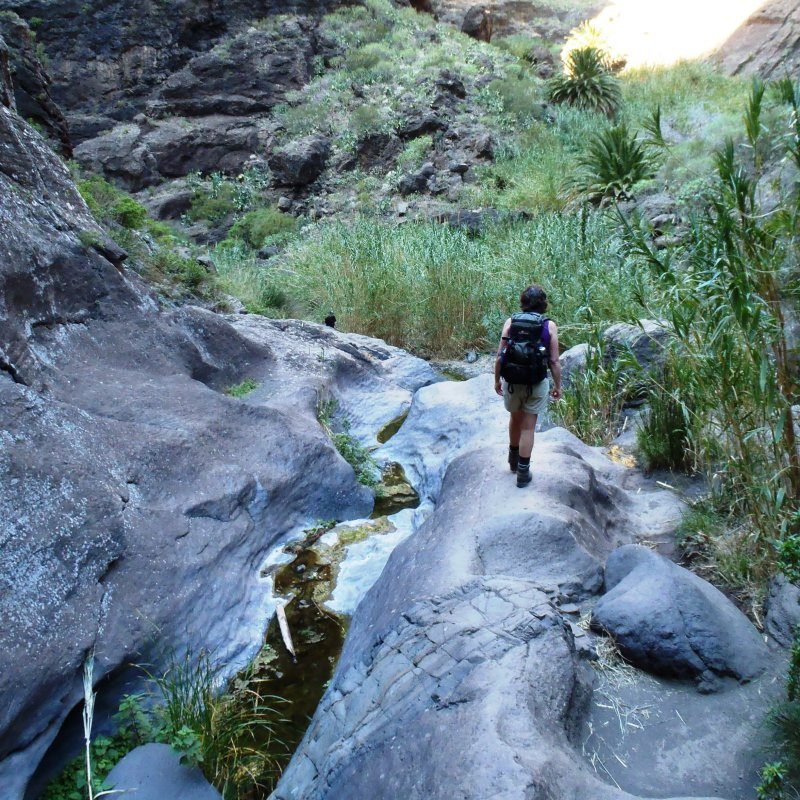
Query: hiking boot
516,466,532,488
508,447,519,472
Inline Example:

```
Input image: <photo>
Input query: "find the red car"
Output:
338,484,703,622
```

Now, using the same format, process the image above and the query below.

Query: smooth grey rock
107,743,221,800
592,544,769,685
765,573,800,646
271,432,721,800
0,99,436,798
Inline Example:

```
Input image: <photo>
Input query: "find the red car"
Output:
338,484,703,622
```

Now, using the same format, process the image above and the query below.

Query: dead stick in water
276,600,297,662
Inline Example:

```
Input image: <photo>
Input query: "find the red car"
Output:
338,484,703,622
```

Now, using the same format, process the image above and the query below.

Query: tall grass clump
551,326,640,444
635,355,698,473
212,244,289,316
283,211,649,356
622,79,800,580
144,649,286,798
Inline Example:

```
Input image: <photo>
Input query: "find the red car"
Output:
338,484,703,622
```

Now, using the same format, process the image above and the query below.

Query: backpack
500,312,549,387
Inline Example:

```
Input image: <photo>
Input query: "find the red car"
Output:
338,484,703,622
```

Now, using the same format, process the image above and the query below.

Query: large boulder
268,135,331,186
271,429,724,800
592,545,769,689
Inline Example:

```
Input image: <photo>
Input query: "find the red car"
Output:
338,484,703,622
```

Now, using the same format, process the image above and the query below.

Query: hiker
494,284,562,487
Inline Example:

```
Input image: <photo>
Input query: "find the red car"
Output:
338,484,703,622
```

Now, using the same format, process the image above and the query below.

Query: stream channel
242,411,421,794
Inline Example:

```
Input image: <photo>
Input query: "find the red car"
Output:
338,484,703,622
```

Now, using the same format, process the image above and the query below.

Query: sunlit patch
562,0,765,69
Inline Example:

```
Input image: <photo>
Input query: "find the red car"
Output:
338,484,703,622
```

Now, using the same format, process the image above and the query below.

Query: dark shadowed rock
461,5,493,41
0,12,71,156
356,131,402,171
398,109,447,139
74,116,260,190
592,545,769,688
0,0,345,138
145,20,317,119
107,744,221,800
397,161,435,195
0,34,13,109
268,135,330,186
765,573,800,646
142,185,194,220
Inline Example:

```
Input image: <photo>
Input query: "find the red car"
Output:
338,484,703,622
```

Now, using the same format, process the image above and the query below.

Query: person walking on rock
494,284,561,487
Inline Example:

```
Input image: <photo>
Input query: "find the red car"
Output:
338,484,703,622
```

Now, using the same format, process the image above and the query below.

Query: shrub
227,207,297,250
548,46,621,117
112,196,147,229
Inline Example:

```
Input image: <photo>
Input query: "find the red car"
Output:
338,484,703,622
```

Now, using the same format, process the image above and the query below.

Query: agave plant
572,121,656,201
547,46,621,117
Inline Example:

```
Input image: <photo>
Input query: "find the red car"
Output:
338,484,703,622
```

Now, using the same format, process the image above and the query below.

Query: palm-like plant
547,46,621,117
572,121,656,201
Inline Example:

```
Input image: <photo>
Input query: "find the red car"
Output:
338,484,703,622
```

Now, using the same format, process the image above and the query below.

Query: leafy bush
227,207,297,250
77,176,147,229
548,46,621,117
487,69,544,121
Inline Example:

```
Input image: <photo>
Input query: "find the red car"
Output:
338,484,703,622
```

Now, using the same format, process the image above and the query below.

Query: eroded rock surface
0,95,434,799
271,425,730,800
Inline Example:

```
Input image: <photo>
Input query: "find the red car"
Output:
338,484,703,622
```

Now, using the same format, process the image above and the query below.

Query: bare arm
494,318,511,396
548,321,562,400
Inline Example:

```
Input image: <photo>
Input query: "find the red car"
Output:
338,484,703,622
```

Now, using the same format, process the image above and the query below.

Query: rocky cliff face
0,57,436,798
715,0,800,77
0,0,344,139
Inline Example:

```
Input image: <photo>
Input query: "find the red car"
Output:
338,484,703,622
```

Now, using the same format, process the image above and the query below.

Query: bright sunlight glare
576,0,766,68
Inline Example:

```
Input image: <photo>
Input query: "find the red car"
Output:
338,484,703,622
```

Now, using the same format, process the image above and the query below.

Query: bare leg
509,411,523,448
518,412,537,459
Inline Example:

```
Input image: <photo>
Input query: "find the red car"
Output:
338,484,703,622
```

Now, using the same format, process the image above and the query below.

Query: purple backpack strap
541,319,551,355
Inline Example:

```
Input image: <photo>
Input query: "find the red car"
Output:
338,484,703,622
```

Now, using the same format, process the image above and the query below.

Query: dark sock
518,456,531,472
509,446,519,455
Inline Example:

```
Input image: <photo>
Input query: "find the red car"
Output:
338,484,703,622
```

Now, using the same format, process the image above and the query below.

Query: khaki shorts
503,378,549,415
